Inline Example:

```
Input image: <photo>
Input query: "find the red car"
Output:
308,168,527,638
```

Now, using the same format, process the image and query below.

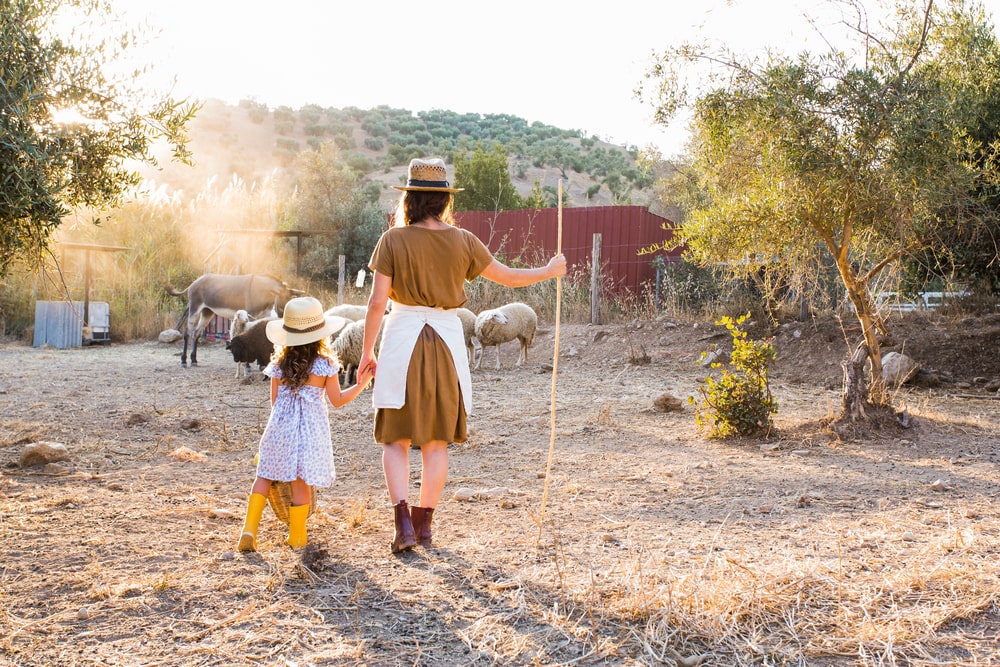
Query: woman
358,157,566,553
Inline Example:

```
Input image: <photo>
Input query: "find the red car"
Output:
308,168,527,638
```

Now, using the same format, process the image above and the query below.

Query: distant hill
141,99,664,212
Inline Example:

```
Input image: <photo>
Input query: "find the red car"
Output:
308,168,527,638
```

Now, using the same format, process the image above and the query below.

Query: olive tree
641,0,1000,416
0,0,196,276
453,143,524,212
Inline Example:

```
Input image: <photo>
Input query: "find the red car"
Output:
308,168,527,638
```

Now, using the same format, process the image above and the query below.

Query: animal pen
33,242,130,348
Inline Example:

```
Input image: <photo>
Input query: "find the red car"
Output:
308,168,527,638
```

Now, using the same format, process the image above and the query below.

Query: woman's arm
480,254,566,287
270,376,278,405
358,271,391,378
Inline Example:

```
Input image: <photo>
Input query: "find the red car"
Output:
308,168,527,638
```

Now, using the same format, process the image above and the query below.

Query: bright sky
119,0,1000,157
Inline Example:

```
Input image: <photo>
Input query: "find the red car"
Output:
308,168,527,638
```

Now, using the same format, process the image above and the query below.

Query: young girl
237,296,373,551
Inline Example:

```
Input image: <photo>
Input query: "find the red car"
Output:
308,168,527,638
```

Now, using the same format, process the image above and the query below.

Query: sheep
331,318,383,385
226,317,277,380
227,316,350,382
324,303,367,322
474,302,538,371
455,307,479,366
229,310,253,378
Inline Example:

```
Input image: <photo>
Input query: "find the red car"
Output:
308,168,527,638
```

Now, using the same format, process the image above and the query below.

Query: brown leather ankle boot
391,500,417,553
410,506,434,547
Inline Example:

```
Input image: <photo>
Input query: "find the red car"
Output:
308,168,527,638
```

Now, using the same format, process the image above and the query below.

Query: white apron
372,302,473,414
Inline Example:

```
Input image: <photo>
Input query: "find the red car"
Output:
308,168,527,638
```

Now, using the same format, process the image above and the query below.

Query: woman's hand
547,253,567,279
358,350,377,379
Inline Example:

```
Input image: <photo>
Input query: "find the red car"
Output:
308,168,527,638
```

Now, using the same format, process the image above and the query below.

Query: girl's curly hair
271,338,336,389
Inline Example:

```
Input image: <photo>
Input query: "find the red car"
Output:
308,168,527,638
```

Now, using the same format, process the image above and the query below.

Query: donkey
164,273,303,366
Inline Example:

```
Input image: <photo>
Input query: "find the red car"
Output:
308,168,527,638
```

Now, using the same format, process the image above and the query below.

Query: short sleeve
369,231,394,277
465,230,494,281
263,362,282,379
311,356,341,377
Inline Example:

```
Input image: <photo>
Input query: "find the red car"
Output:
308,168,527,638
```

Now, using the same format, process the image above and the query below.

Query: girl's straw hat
392,157,464,192
266,296,348,346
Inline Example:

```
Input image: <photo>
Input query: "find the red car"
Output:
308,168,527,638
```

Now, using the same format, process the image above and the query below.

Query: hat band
407,179,451,188
283,320,325,334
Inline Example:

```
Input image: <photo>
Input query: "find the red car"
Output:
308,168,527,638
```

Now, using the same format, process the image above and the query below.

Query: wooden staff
537,179,563,542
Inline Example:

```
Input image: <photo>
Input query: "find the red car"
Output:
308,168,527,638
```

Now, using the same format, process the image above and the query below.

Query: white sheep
474,302,538,371
229,310,253,378
324,303,368,321
455,307,479,366
331,318,383,385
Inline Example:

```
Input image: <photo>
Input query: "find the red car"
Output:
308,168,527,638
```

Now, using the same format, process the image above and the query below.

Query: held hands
356,364,375,388
546,253,567,279
358,350,377,382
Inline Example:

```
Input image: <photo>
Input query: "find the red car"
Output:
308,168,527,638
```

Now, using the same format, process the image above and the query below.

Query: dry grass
1,317,999,665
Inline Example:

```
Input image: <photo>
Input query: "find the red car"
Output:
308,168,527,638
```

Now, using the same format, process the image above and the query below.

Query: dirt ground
1,311,999,666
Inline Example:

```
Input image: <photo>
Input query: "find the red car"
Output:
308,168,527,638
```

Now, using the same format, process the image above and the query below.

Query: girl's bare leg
289,478,310,506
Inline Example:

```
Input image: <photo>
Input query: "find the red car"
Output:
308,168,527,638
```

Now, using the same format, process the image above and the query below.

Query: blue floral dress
256,356,339,487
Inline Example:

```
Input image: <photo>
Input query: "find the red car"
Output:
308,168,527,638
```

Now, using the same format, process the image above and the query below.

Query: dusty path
1,315,998,665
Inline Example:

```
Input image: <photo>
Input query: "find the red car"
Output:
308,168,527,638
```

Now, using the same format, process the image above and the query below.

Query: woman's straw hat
266,296,348,347
393,157,464,192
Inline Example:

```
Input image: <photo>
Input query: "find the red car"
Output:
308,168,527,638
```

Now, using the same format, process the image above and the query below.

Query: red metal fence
454,206,681,294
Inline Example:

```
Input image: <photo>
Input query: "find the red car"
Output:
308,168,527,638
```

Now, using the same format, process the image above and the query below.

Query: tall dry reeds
1,176,307,342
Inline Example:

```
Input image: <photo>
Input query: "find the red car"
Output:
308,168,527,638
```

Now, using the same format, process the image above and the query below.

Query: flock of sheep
226,301,539,384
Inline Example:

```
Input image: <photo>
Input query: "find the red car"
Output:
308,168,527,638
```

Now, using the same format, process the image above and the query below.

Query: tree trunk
836,261,889,407
842,343,870,421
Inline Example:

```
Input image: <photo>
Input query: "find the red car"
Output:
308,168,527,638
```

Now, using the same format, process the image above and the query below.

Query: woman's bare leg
382,440,411,504
418,440,449,508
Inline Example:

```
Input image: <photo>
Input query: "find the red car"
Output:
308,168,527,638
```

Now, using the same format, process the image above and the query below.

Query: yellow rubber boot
237,493,267,552
287,504,308,548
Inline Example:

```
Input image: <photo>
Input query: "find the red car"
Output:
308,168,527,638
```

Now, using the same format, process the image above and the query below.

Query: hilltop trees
0,0,196,277
453,144,525,212
283,142,384,281
643,0,1000,415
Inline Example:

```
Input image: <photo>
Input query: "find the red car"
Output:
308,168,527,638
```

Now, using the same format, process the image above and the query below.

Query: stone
158,329,183,343
653,392,684,412
19,441,70,468
882,351,919,387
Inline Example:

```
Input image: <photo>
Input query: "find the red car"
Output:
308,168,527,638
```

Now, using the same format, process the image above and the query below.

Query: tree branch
862,240,922,285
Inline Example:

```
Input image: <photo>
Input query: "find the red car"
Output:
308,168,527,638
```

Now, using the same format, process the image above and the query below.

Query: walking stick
537,179,563,543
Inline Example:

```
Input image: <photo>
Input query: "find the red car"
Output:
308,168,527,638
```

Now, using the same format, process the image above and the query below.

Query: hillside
142,98,664,213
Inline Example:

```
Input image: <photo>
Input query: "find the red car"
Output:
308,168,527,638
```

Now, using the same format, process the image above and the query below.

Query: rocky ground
1,311,998,666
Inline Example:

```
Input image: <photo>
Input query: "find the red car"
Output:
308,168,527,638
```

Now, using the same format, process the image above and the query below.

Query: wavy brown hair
394,190,455,227
271,338,337,390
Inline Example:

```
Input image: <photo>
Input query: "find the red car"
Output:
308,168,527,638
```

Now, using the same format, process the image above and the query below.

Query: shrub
690,314,777,438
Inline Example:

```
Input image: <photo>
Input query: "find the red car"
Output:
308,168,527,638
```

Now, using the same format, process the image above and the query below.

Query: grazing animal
324,304,368,321
227,315,349,382
455,307,479,366
474,302,538,371
228,310,253,378
331,318,383,385
164,273,303,367
226,317,277,379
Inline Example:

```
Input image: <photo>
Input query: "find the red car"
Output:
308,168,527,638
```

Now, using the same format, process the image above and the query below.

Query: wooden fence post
337,255,346,305
591,233,601,324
